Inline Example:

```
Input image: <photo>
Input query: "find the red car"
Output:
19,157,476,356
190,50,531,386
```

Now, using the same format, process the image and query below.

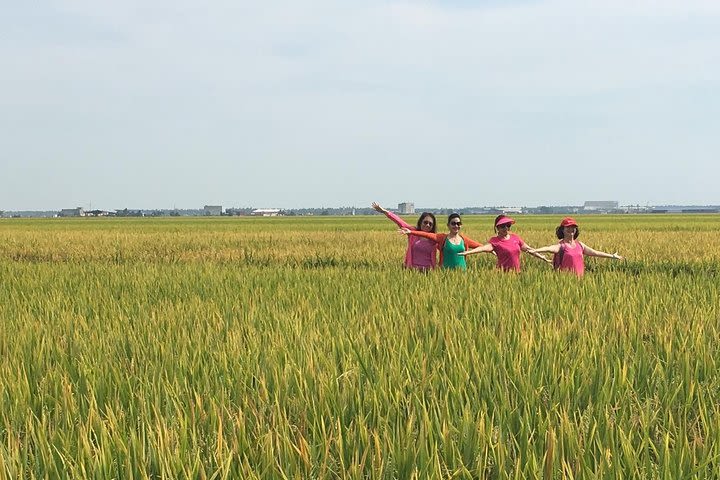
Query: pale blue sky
1,0,719,210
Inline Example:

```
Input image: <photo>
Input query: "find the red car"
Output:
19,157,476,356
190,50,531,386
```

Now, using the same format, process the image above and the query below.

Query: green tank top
442,237,467,270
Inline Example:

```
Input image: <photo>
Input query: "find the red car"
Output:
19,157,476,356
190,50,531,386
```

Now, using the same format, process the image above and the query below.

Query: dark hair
556,225,580,239
415,212,437,233
447,213,461,225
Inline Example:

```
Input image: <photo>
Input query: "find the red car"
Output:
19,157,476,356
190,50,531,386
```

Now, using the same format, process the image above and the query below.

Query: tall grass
0,215,718,478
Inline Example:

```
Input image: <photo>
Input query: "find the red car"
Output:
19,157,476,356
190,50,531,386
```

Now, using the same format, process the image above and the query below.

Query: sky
1,0,719,211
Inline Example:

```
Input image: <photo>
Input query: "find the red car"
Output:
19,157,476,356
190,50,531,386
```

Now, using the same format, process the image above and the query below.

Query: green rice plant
0,215,719,478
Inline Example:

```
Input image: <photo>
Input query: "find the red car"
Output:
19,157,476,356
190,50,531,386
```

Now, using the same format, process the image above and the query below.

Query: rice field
1,214,719,479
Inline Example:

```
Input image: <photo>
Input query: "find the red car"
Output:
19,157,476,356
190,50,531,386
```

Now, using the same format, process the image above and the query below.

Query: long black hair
415,212,437,233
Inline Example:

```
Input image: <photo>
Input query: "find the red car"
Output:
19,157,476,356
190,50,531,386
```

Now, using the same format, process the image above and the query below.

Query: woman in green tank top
442,233,467,270
400,213,483,270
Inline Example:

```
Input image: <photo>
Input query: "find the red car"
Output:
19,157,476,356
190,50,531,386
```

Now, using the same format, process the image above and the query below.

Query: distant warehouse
58,207,85,217
583,201,619,213
203,205,222,216
251,209,282,217
651,205,720,214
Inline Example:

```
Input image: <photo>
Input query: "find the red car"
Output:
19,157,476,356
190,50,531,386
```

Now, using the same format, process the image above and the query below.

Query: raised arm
372,202,412,230
581,243,623,260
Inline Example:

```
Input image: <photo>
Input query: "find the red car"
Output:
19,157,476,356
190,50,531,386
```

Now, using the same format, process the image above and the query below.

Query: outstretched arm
372,202,413,230
399,228,439,242
527,244,562,255
463,236,484,250
458,244,494,256
521,243,552,263
581,243,623,260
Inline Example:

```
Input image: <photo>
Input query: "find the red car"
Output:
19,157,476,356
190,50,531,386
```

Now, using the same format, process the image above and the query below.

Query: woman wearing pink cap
372,202,438,271
529,217,622,276
459,214,549,272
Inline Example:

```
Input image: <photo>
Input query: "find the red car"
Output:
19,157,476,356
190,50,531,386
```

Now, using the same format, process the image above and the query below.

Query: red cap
560,217,578,227
495,216,516,227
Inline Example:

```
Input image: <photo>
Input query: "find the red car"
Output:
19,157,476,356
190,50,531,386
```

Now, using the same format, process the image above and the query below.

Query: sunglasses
421,220,434,226
450,221,462,226
497,223,512,229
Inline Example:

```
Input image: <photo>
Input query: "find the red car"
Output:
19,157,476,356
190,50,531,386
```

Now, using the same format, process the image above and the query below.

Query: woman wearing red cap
459,214,549,272
398,213,483,270
529,217,622,276
372,202,438,271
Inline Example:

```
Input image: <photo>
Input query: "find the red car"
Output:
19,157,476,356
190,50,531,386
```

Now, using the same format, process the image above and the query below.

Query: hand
458,251,469,256
611,252,623,260
398,227,411,235
371,202,385,213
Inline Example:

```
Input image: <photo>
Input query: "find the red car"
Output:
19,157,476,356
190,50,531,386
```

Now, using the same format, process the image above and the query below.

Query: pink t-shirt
409,237,437,269
383,210,437,269
556,240,585,276
489,233,525,272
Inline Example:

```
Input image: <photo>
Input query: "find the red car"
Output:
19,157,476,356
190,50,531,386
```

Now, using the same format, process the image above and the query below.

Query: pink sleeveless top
556,240,585,276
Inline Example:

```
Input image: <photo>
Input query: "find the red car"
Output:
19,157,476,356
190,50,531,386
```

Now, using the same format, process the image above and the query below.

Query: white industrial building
251,208,282,217
501,207,523,214
583,201,619,212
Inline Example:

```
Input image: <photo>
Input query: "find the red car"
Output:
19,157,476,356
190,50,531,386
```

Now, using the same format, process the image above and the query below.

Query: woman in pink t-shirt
372,202,438,271
459,215,550,272
529,217,622,276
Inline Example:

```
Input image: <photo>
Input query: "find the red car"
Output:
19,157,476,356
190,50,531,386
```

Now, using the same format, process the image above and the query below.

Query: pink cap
560,217,578,227
495,216,515,227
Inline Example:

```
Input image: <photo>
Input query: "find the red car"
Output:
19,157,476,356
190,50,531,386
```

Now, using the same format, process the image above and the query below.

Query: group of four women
372,202,622,276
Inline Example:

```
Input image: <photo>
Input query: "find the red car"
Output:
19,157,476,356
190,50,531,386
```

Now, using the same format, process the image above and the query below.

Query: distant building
526,206,581,214
59,207,85,217
203,205,222,216
251,208,282,217
624,205,652,214
115,208,144,217
225,208,253,216
398,202,415,214
583,201,619,212
85,209,112,217
650,205,720,214
501,207,523,214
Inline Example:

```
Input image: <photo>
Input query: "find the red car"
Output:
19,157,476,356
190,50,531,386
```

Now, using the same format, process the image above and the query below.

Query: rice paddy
1,214,719,478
